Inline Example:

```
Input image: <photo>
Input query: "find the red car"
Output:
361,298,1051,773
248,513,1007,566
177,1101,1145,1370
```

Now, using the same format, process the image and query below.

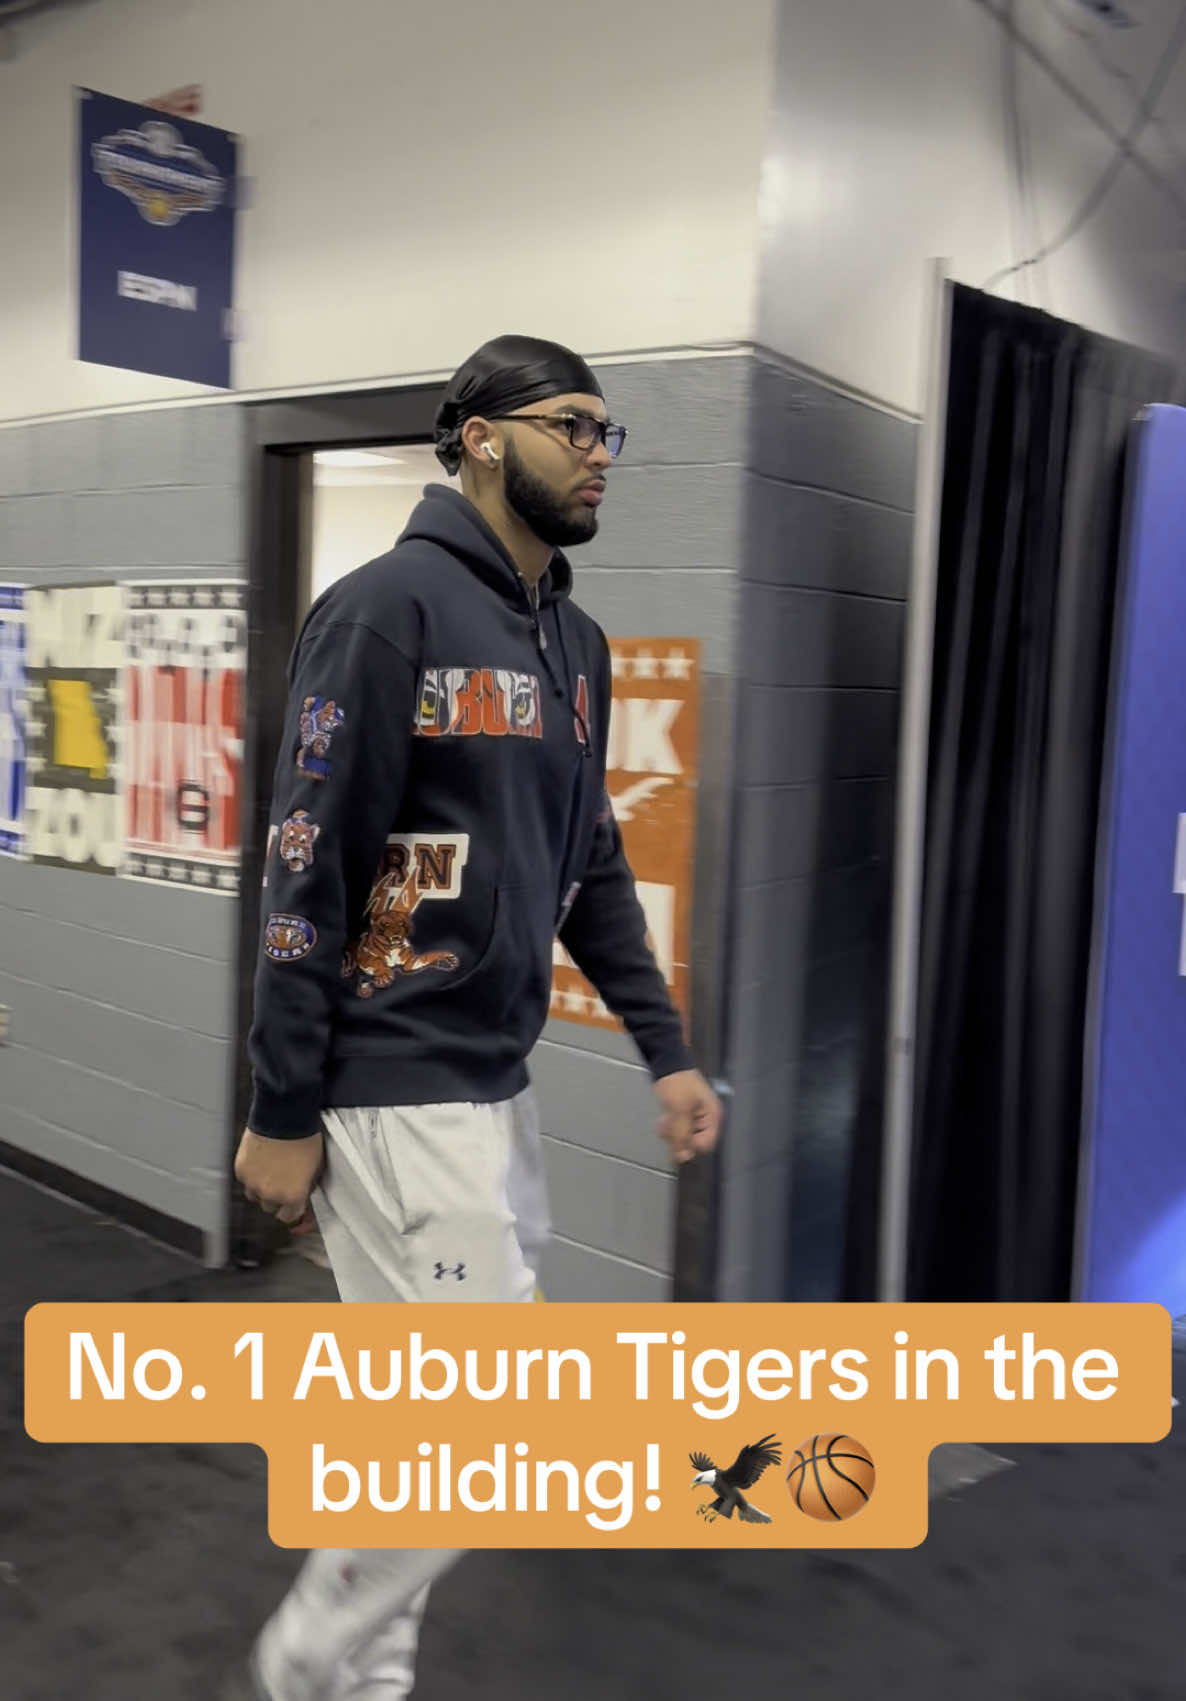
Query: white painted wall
0,0,776,423
4,0,1179,427
758,0,1186,412
310,475,451,607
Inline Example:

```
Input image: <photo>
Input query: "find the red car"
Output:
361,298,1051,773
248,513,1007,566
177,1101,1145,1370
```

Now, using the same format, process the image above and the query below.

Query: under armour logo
434,1262,466,1282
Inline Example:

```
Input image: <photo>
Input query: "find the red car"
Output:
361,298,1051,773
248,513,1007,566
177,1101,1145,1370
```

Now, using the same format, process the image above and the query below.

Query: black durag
433,334,604,475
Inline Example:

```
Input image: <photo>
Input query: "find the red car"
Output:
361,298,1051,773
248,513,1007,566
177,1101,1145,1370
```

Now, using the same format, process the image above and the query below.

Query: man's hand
234,1128,324,1225
653,1070,722,1165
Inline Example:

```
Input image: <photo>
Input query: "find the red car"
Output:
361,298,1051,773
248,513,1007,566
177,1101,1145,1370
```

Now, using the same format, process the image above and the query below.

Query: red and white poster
120,581,244,894
550,637,701,1032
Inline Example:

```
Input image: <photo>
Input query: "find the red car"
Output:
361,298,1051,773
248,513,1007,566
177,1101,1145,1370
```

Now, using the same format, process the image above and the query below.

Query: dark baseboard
0,1139,206,1261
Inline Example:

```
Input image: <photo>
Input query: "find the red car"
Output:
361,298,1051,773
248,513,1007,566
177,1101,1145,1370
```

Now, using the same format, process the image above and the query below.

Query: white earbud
483,445,500,464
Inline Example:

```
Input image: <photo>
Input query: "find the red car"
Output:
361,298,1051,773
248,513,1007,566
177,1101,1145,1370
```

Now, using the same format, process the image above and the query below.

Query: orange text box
25,1302,1171,1549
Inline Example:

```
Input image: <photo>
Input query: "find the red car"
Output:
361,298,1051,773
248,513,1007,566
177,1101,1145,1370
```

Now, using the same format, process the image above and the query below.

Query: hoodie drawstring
521,576,592,760
555,604,593,760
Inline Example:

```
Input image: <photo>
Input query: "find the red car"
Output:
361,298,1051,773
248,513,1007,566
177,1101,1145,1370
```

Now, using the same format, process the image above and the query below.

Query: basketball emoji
786,1434,875,1521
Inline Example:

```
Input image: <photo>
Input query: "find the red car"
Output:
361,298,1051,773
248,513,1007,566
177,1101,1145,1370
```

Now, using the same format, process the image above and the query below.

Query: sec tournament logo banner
551,639,701,1032
121,582,246,895
77,88,239,387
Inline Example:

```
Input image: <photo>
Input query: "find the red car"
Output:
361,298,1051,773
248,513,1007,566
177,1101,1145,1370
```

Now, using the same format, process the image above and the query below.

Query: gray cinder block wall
531,356,746,1300
532,351,916,1303
717,357,917,1300
0,404,247,1257
0,358,913,1301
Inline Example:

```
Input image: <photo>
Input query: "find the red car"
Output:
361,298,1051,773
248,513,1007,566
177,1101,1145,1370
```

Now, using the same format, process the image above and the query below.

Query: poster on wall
0,585,27,858
121,582,245,894
24,584,124,875
550,638,701,1032
77,87,239,387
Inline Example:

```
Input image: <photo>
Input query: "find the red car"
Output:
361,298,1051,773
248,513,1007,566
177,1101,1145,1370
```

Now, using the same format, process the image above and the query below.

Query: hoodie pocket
364,1108,431,1234
434,884,507,997
432,883,548,1025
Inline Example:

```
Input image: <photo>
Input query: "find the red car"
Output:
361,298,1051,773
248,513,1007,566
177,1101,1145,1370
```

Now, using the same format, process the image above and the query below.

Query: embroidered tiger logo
264,913,317,962
297,697,344,779
341,880,459,996
279,809,319,873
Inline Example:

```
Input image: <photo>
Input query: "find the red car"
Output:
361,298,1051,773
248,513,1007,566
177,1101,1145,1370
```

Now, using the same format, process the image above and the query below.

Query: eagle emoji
690,1434,782,1524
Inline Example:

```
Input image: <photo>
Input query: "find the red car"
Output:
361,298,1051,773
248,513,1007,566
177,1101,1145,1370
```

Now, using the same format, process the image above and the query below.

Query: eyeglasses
493,413,628,458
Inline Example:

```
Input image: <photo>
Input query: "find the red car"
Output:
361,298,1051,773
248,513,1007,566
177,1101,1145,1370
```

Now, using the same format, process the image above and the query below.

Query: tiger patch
264,914,317,962
297,696,345,780
279,809,319,874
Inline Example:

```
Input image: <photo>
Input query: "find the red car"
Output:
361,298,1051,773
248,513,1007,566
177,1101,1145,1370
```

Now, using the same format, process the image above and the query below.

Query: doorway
308,443,458,609
229,384,445,1265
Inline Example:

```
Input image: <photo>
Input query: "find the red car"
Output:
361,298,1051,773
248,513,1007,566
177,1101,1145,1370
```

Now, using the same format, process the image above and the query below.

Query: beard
503,440,599,547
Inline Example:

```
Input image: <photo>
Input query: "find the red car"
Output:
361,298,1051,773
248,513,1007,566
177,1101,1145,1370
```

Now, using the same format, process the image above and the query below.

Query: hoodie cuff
247,1084,325,1141
635,1027,698,1083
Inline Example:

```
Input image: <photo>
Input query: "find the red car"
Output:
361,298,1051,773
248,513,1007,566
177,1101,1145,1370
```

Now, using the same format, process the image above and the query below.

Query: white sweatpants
254,1089,550,1701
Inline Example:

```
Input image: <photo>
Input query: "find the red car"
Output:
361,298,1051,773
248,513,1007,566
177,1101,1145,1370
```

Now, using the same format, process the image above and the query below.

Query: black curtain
906,284,1180,1302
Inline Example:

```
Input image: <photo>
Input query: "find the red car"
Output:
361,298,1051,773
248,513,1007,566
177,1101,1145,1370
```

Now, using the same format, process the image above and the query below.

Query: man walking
227,335,721,1699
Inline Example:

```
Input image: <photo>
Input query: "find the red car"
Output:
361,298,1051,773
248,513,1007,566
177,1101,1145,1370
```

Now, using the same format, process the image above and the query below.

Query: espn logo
117,271,198,311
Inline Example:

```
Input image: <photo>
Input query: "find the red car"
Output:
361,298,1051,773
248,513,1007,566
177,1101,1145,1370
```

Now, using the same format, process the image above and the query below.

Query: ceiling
0,0,96,28
0,0,74,15
1025,0,1186,191
0,0,98,58
4,0,1182,198
312,443,454,490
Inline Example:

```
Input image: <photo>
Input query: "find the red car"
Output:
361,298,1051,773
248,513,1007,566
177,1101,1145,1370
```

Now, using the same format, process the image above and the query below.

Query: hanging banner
550,639,701,1032
24,584,124,875
121,582,245,894
1080,406,1186,1314
0,585,27,858
77,87,238,387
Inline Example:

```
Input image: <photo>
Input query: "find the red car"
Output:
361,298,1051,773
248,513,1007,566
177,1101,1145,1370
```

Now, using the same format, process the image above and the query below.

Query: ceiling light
314,450,406,468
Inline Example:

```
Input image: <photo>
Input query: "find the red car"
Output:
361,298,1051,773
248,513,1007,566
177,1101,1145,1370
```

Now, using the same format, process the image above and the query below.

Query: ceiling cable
1040,0,1186,181
983,0,1186,293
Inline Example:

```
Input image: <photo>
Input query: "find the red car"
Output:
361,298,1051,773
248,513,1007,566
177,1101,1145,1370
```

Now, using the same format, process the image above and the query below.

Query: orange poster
550,638,701,1031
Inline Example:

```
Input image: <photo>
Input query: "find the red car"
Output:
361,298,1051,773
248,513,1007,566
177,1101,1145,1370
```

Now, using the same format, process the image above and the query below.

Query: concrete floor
3,1168,1183,1701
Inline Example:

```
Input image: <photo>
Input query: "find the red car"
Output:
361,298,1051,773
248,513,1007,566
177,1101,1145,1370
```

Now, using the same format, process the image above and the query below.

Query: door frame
230,384,444,1264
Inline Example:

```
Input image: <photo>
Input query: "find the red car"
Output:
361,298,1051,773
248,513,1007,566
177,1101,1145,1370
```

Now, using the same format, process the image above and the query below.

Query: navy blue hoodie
247,484,695,1138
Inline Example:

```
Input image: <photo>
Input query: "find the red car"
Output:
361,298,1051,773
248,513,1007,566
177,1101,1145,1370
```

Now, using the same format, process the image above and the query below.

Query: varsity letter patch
279,808,319,873
264,913,317,961
297,697,344,779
